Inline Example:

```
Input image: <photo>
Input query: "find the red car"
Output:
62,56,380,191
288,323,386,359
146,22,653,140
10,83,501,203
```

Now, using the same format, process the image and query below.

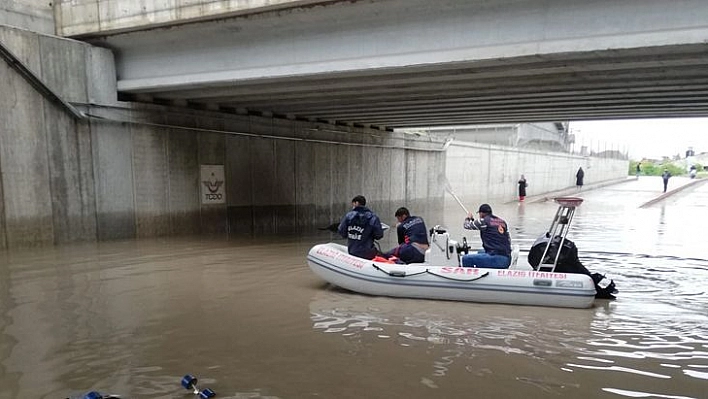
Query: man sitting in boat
337,195,385,260
383,207,430,264
461,204,512,268
528,234,617,299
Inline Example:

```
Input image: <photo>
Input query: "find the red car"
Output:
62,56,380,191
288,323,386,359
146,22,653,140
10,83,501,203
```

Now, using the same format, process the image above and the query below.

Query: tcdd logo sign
200,165,226,205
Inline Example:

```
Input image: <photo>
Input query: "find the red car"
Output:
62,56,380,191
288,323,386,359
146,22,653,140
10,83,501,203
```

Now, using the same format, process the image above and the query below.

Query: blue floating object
181,374,198,390
181,373,215,397
83,392,105,399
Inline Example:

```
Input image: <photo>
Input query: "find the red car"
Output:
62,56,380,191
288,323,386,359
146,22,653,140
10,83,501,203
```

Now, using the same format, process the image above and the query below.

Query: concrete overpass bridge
60,0,708,129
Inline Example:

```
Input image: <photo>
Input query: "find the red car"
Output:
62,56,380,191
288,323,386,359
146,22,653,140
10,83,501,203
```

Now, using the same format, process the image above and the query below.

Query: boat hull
307,243,596,309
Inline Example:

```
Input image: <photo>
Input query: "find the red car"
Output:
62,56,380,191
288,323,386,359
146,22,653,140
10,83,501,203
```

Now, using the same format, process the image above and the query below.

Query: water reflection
513,202,526,237
658,205,667,237
309,253,708,398
310,289,604,392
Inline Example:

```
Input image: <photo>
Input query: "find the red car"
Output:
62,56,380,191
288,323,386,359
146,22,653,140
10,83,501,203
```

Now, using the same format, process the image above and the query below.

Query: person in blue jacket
384,207,430,264
338,195,384,260
461,203,512,268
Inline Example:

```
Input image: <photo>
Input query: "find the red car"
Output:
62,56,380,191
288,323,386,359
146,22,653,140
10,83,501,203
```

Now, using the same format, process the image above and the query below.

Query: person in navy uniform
461,203,512,268
338,195,384,260
384,207,430,264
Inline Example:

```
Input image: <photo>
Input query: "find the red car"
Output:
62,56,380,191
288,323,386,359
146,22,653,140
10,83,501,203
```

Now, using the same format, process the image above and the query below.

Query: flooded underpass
1,177,707,399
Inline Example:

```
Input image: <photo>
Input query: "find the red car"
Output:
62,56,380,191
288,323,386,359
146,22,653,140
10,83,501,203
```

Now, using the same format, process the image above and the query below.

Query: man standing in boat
383,207,429,264
462,204,512,268
338,195,385,260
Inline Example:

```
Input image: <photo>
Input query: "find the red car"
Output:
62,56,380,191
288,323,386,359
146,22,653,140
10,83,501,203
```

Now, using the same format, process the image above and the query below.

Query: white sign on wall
200,165,226,204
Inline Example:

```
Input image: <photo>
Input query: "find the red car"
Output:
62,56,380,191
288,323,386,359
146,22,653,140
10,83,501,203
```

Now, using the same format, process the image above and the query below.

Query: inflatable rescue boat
307,197,606,309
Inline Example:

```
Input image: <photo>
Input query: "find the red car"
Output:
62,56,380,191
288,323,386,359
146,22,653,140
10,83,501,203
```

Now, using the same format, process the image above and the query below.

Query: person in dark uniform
662,169,671,193
338,195,384,260
384,207,429,264
461,204,512,268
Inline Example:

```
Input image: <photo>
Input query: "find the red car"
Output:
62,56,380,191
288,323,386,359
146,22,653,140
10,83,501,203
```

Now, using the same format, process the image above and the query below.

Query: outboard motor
529,234,617,299
425,225,464,266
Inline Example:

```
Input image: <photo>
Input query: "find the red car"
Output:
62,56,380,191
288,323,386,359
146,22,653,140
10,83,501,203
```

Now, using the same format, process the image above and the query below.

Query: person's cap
478,204,492,214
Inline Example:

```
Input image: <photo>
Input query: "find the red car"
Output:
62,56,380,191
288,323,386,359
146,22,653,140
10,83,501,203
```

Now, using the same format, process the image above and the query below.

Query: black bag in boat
528,235,617,299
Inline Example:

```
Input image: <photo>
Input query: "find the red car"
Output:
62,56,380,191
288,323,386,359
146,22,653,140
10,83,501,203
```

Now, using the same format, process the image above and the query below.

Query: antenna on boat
442,176,470,215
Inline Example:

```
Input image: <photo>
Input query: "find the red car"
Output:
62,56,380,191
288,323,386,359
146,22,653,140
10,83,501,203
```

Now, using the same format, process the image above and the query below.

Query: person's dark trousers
461,251,510,268
385,243,425,264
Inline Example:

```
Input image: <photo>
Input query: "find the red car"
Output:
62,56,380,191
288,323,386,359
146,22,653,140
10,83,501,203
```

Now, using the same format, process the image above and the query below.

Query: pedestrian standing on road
575,167,584,190
662,169,671,193
518,174,528,202
636,163,641,179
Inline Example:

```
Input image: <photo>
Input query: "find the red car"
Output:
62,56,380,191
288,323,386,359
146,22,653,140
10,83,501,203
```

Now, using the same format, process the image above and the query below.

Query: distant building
406,122,573,152
688,151,708,171
594,150,627,159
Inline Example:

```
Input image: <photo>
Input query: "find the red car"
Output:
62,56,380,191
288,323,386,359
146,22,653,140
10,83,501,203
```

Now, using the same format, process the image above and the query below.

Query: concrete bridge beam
66,0,708,126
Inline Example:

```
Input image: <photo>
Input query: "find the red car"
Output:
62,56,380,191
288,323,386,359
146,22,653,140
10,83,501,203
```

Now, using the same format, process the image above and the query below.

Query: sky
568,117,708,160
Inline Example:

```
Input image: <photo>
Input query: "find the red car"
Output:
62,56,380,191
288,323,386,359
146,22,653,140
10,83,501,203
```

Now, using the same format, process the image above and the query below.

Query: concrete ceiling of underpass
115,45,708,130
86,0,708,130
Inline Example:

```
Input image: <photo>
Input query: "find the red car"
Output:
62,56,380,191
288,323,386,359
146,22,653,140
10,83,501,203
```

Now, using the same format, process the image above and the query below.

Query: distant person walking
636,163,641,179
518,174,528,202
662,169,671,193
575,167,584,190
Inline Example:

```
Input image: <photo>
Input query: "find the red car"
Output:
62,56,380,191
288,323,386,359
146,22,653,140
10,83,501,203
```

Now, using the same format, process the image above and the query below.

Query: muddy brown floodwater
0,177,707,398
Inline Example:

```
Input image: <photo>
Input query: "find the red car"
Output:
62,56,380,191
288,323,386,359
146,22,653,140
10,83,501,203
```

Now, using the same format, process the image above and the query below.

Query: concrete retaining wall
446,141,628,204
72,104,449,245
0,0,54,34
